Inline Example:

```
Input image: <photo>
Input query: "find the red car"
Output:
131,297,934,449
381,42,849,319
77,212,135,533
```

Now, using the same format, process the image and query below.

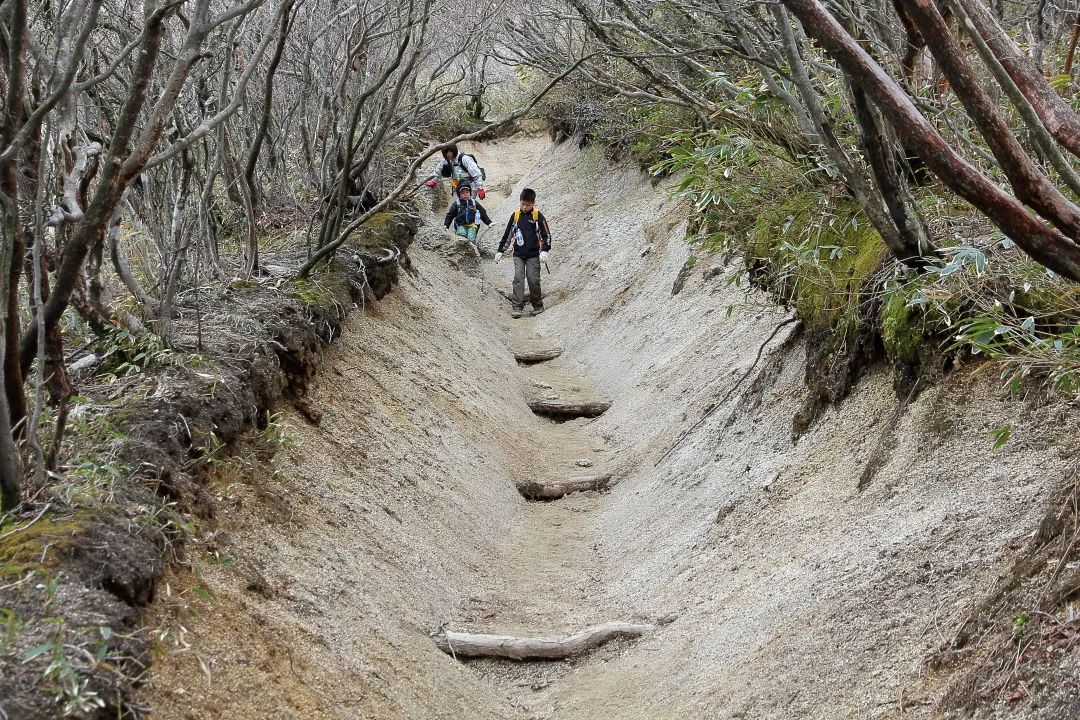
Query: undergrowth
654,127,1080,417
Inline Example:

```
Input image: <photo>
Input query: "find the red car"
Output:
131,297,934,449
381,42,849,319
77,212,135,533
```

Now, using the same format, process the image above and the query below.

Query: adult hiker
444,182,492,252
496,188,551,318
425,144,485,198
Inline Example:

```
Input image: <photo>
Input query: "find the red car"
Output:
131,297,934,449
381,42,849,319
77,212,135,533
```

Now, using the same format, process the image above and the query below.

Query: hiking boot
531,305,545,315
510,308,524,319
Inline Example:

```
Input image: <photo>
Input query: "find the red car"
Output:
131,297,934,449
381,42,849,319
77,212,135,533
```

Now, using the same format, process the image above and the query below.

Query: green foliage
752,194,886,331
535,80,699,169
659,123,1080,398
263,411,293,451
95,328,187,380
1012,610,1032,640
989,425,1012,451
21,619,115,716
1,607,23,652
881,285,925,365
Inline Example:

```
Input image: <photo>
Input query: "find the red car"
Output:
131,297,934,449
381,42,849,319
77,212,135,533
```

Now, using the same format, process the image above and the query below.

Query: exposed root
433,621,652,660
515,348,563,364
655,316,799,466
528,398,611,419
517,474,613,500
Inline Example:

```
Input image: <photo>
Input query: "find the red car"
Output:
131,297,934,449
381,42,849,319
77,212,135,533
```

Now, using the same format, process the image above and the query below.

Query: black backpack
456,198,479,225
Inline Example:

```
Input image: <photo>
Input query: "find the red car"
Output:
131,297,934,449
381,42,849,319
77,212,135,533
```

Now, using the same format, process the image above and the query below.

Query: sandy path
139,132,1075,720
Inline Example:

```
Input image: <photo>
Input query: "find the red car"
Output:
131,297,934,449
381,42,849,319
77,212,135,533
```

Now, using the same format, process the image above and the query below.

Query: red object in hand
425,179,437,187
477,188,486,199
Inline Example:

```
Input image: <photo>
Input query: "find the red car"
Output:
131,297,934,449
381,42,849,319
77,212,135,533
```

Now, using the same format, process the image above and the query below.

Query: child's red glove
477,188,486,199
425,179,437,187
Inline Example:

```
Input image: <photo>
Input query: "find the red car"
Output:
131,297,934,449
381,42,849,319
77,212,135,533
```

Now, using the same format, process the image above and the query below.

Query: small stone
575,459,593,468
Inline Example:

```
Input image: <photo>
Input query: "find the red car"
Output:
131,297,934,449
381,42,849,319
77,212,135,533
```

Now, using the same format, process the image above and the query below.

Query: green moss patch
0,511,97,579
748,193,887,332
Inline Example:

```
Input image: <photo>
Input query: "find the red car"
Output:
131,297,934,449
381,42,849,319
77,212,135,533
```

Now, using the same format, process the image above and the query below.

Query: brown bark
958,0,1080,158
775,4,936,266
899,0,1080,242
780,0,1080,281
1064,18,1080,98
850,86,936,261
0,0,26,510
1,0,27,433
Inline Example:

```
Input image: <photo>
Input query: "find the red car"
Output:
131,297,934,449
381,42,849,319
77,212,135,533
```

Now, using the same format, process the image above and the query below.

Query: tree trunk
780,0,1080,281
1064,17,1080,98
517,474,614,500
850,85,936,262
514,348,562,364
19,2,173,376
958,0,1080,158
527,398,612,419
898,0,1080,242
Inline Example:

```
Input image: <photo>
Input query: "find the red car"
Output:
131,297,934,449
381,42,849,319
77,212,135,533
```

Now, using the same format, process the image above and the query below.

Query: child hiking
444,182,492,251
496,188,551,318
425,144,485,198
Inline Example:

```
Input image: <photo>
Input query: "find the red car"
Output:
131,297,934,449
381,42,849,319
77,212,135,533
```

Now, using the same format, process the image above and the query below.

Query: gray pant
513,256,543,310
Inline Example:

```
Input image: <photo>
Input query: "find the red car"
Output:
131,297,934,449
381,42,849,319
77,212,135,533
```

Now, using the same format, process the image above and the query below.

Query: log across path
528,398,612,419
517,473,614,500
514,347,563,364
434,622,652,660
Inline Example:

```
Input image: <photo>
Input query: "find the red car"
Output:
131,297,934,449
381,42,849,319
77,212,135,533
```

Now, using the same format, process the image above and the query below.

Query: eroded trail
143,133,1074,720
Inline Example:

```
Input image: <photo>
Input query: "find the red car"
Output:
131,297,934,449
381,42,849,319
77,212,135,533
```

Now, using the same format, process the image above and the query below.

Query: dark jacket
498,209,551,259
444,198,492,229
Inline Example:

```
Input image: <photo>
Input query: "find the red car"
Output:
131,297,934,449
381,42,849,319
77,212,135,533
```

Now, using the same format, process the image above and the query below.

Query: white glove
539,251,549,262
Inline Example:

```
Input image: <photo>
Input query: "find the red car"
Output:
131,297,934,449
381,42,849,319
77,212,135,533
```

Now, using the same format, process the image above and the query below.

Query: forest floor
138,133,1080,719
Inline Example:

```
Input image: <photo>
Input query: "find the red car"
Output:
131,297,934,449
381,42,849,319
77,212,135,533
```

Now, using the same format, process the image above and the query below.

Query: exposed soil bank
141,134,1076,719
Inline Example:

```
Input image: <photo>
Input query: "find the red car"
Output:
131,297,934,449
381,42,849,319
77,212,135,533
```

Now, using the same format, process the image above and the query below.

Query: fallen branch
514,348,563,364
517,474,613,500
433,621,652,660
528,398,611,419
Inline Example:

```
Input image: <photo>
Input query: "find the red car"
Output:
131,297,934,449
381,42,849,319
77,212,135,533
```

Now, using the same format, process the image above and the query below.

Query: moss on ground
748,193,887,332
0,511,97,579
881,286,925,366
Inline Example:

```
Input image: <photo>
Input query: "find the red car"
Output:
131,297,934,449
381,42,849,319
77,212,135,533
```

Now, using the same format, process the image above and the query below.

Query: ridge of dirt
0,218,415,719
132,132,1079,720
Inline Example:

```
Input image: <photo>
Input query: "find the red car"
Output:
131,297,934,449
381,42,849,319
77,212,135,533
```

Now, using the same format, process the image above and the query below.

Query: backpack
512,208,545,247
457,198,479,226
512,207,540,227
458,153,486,181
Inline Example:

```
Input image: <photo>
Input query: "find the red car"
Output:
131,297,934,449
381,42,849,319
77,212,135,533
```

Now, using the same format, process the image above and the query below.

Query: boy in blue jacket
444,182,492,251
496,188,551,318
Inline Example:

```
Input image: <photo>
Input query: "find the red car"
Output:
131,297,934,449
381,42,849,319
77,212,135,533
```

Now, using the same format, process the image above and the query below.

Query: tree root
528,398,611,419
433,621,652,660
514,348,562,364
517,474,613,500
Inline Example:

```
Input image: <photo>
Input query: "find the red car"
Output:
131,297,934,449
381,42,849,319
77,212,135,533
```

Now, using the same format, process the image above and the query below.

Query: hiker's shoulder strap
530,208,539,222
513,208,520,223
